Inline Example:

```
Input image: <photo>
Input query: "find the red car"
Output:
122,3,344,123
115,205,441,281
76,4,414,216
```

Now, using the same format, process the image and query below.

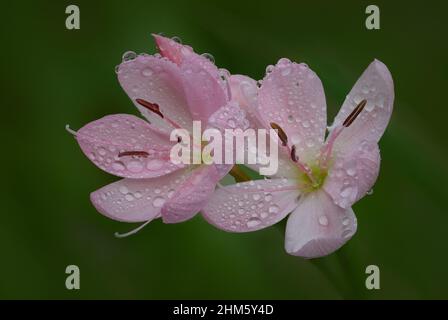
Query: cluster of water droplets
79,116,181,178
93,174,184,217
208,179,300,231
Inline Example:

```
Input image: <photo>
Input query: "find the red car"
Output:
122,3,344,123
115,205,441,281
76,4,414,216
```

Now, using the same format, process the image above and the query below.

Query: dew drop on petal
127,160,144,173
122,51,137,62
268,205,279,214
201,53,215,64
112,161,125,171
318,215,329,226
119,186,129,194
246,217,261,228
152,197,165,208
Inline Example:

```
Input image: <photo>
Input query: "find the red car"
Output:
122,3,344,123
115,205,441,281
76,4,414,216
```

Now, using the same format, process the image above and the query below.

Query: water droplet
201,53,215,64
171,36,182,43
264,194,273,202
153,196,165,208
114,65,121,74
366,189,374,195
134,191,142,199
125,194,134,201
127,160,143,173
268,205,279,214
122,51,137,62
146,159,164,171
252,194,261,201
265,65,274,74
246,217,261,228
142,68,153,77
112,161,125,171
340,185,354,198
342,217,350,226
287,115,294,123
119,186,129,194
98,147,107,156
281,68,291,76
341,229,352,239
318,215,329,226
302,120,310,128
227,119,236,128
167,189,175,198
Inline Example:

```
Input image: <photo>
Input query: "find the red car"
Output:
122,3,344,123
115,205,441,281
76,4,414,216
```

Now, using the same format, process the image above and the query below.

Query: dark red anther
270,122,288,146
290,145,298,162
118,151,149,158
136,99,164,118
343,99,367,127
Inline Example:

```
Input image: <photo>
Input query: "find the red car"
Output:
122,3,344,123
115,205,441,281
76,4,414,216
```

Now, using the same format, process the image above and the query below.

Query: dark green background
2,0,447,299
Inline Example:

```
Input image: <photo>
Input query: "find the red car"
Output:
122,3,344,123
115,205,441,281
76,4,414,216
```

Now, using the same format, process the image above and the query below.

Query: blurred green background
1,0,447,299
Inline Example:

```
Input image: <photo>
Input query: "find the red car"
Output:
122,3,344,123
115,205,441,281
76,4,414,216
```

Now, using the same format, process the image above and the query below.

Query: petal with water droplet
324,142,380,208
117,54,193,133
161,165,221,223
258,59,327,162
90,169,189,222
329,59,394,153
285,190,357,258
202,178,300,232
76,114,184,178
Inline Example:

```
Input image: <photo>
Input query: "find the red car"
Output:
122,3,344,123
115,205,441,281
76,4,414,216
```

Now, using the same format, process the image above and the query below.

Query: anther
290,145,298,162
270,122,288,146
136,98,164,118
118,151,149,157
343,99,367,127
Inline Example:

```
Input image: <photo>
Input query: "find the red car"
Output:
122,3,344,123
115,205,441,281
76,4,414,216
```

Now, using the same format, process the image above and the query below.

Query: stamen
118,151,149,157
270,122,288,146
114,220,152,238
343,99,367,127
65,124,77,136
136,98,183,129
136,98,164,118
290,145,298,162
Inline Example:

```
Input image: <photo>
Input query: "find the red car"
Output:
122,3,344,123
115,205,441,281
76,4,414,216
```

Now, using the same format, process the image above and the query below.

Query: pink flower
68,35,244,232
203,58,394,258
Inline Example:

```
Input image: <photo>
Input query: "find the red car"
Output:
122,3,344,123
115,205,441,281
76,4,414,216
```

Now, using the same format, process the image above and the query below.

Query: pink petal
285,190,357,258
76,114,184,178
153,34,228,123
228,75,262,128
90,169,189,222
181,54,228,124
202,179,300,232
330,59,394,154
324,141,380,209
259,59,327,162
161,165,220,223
116,54,193,133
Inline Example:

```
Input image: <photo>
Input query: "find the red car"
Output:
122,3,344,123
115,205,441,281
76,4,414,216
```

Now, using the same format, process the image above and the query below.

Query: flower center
297,162,328,193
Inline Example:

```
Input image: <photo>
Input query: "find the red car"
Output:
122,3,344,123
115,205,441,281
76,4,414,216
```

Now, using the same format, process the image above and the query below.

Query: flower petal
76,114,184,178
324,141,380,208
181,54,228,124
259,59,327,162
161,165,220,223
90,169,189,222
330,59,394,153
154,34,228,122
285,190,357,259
117,54,193,133
202,179,300,232
228,75,261,128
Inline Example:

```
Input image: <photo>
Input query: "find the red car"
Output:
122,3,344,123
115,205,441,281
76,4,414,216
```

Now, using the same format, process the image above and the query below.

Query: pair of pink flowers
69,35,394,258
